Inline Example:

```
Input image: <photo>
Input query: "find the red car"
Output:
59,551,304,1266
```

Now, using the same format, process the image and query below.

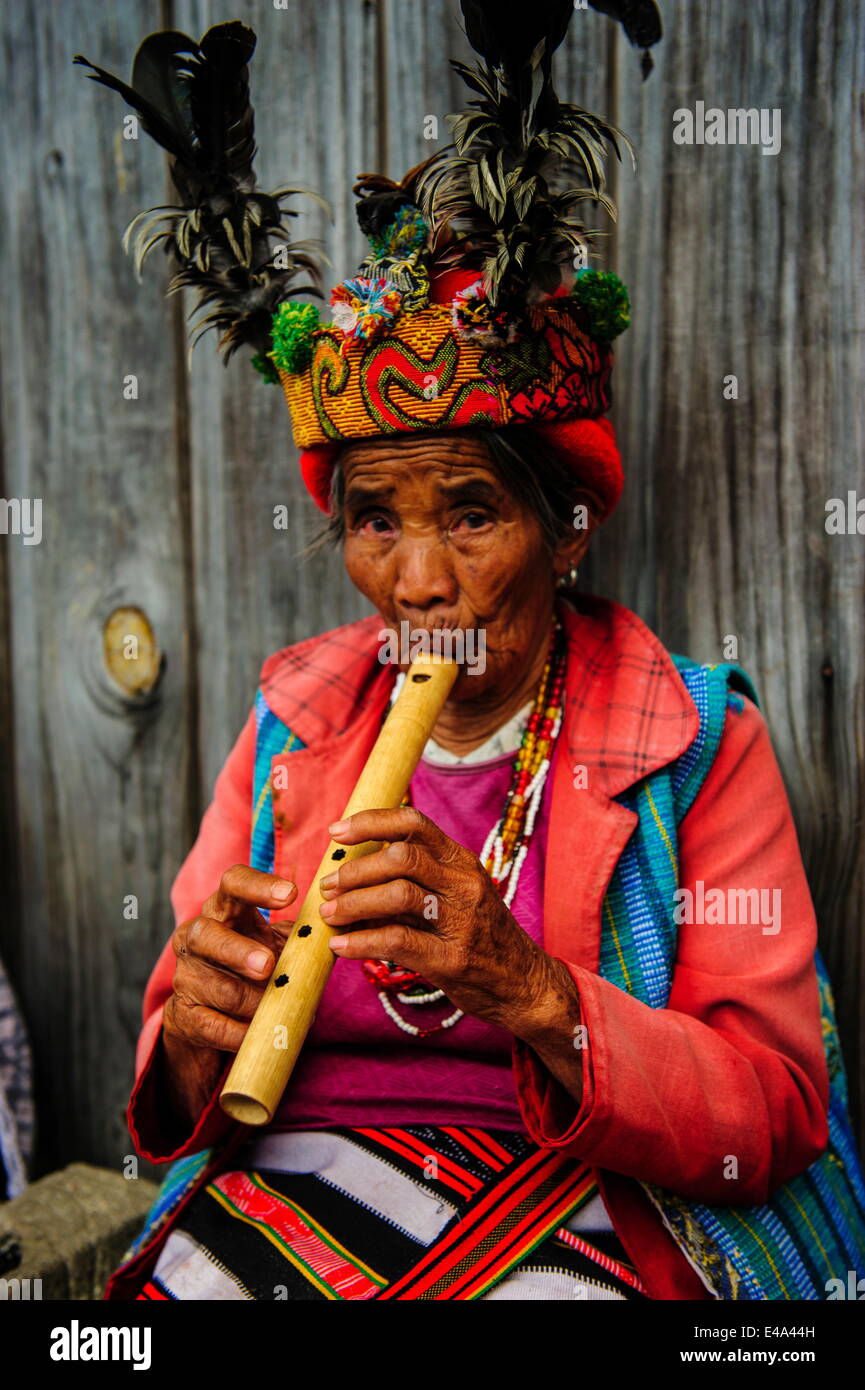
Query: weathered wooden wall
0,0,861,1177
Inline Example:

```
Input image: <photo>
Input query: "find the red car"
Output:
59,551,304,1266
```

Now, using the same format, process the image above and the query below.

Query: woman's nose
392,541,458,612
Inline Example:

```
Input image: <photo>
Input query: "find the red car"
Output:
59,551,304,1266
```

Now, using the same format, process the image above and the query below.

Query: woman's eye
453,510,492,531
354,512,395,535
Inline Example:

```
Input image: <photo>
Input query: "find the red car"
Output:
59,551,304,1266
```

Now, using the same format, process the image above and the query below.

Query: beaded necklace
361,618,567,1036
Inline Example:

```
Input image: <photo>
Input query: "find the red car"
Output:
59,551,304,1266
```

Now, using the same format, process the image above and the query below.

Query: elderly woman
104,413,864,1302
89,4,865,1303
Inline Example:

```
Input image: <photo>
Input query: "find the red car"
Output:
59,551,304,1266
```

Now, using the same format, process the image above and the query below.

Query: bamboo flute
220,653,459,1124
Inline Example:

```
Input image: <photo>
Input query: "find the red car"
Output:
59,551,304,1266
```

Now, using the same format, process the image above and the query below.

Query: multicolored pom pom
367,205,429,261
329,276,402,348
451,279,519,346
269,301,321,374
571,269,630,341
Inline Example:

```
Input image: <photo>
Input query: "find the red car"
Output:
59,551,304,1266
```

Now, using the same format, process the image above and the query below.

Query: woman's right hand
158,865,298,1129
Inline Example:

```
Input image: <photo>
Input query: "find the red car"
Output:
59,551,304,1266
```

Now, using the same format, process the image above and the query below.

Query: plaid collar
259,595,699,800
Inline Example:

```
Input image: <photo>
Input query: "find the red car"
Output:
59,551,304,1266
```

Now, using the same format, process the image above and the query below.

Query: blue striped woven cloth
614,658,865,1299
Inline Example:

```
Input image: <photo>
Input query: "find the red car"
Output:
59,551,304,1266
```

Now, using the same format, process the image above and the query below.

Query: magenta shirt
272,748,554,1131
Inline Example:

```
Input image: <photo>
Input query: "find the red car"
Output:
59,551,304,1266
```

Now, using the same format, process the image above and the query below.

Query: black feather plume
415,0,637,321
460,1,574,81
74,22,326,367
588,1,663,79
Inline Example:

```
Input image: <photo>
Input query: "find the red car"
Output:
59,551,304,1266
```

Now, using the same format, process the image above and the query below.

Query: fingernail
272,881,294,901
319,872,337,890
329,936,348,950
328,820,349,836
247,949,271,973
319,901,336,919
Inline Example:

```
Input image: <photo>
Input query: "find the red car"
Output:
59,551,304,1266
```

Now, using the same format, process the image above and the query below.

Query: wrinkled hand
158,866,298,1133
164,864,298,1054
320,807,554,1038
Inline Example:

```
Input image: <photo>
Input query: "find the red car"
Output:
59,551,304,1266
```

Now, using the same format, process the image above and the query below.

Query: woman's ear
552,488,600,581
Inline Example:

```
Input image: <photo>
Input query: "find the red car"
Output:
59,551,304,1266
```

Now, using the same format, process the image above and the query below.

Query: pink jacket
111,596,829,1300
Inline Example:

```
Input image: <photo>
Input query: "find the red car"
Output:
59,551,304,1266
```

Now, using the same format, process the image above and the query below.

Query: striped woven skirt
138,1127,648,1301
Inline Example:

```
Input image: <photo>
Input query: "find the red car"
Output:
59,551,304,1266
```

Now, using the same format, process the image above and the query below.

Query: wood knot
102,607,162,698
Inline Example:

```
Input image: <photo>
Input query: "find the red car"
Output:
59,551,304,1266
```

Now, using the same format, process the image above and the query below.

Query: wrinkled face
338,432,587,700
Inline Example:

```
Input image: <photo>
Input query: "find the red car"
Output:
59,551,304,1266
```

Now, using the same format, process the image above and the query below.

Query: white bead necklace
375,720,559,1036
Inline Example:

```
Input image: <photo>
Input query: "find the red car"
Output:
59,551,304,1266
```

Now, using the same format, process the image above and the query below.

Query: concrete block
0,1163,158,1300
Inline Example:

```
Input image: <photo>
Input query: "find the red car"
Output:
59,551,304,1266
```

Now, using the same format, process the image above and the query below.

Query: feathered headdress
273,0,661,519
74,21,325,379
76,4,663,521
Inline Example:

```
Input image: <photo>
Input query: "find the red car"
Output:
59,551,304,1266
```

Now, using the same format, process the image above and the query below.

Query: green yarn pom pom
250,352,280,385
571,270,630,341
269,301,321,375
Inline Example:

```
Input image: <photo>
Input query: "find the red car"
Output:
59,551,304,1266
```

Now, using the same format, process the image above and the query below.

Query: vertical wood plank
606,0,865,1138
0,451,21,995
0,0,193,1171
380,0,468,179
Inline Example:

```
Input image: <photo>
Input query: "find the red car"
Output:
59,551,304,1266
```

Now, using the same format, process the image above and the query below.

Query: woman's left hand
318,806,560,1039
